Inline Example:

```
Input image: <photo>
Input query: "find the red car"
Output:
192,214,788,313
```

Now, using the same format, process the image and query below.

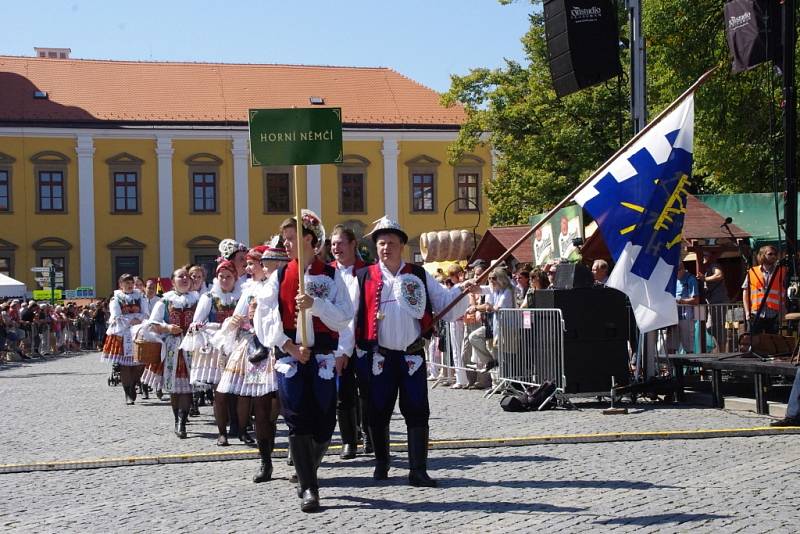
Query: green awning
695,192,795,249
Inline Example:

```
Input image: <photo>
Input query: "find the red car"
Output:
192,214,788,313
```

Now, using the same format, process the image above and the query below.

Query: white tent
0,273,26,298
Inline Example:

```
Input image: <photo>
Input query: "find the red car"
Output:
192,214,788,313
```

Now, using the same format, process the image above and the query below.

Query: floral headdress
218,238,248,261
301,209,326,248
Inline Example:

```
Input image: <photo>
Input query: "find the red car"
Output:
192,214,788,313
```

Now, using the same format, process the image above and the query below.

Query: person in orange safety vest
742,245,787,335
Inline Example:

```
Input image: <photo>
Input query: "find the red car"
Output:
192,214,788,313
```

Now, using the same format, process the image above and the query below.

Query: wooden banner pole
293,164,308,347
428,67,718,326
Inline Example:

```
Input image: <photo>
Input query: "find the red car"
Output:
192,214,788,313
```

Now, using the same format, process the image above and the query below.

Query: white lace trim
209,278,242,306
162,290,200,309
113,289,143,304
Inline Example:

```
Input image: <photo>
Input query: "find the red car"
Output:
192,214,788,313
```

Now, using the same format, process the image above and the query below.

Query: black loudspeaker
724,0,781,74
532,287,629,393
551,262,594,289
543,0,622,98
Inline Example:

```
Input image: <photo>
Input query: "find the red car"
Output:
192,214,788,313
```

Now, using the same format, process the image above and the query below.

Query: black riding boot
370,425,391,480
253,438,274,483
176,410,188,439
189,392,201,416
172,406,180,437
289,435,319,512
360,399,373,454
407,426,437,487
123,385,134,405
337,408,358,459
312,438,330,469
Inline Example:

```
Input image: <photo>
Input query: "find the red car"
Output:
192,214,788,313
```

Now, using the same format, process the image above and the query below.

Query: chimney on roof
34,47,71,59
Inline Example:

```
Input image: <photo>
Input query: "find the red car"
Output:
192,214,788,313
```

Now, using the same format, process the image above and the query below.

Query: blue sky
2,0,534,93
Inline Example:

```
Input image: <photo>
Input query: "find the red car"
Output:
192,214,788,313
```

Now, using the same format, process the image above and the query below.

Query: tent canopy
0,273,26,298
696,193,793,249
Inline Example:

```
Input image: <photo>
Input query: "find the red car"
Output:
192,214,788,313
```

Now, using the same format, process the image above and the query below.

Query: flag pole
294,164,308,348
430,67,718,325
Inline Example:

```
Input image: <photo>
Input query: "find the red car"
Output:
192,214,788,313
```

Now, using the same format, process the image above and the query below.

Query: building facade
0,56,492,297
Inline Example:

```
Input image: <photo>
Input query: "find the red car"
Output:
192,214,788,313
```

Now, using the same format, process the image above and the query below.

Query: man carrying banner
355,216,472,487
255,210,353,512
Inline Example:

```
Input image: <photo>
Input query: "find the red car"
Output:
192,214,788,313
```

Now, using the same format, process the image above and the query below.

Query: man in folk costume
329,225,371,459
355,216,472,487
256,209,353,512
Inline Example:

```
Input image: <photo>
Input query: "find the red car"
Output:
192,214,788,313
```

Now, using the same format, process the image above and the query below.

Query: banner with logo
724,0,781,74
529,204,584,266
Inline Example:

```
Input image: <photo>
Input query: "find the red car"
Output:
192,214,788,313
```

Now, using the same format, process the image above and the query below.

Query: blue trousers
786,368,800,419
366,349,430,429
276,352,337,442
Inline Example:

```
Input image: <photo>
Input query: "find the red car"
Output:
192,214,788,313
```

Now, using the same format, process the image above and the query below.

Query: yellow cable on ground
1,426,798,474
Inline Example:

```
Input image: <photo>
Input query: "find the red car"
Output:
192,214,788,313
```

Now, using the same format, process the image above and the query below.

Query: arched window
107,153,144,214
0,238,18,277
338,155,370,214
405,155,440,213
108,237,146,287
32,237,72,289
187,235,221,285
453,154,484,212
263,166,293,214
0,152,16,213
186,153,223,214
30,151,71,213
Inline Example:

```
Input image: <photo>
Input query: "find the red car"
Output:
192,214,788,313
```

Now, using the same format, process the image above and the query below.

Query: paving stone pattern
1,353,798,532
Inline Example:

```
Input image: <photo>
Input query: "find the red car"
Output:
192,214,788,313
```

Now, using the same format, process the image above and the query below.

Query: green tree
643,0,786,194
444,0,794,225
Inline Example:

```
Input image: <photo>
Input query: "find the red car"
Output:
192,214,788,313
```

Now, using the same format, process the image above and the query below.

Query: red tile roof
683,195,748,240
470,225,534,264
581,194,751,262
0,56,465,127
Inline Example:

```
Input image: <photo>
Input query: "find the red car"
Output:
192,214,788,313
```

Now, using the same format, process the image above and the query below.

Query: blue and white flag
575,96,694,332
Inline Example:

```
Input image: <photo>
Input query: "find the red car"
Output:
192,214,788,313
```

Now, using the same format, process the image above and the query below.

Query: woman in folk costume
101,273,150,405
216,238,249,292
188,261,241,386
189,264,210,295
187,260,244,444
145,265,199,439
218,238,288,482
256,211,353,512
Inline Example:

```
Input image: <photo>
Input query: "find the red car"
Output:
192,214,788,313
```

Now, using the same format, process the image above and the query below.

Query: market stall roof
0,273,26,298
696,193,793,249
682,194,749,241
580,194,750,262
469,225,534,265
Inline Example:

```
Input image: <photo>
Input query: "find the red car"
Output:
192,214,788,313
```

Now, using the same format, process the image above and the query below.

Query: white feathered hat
365,215,408,244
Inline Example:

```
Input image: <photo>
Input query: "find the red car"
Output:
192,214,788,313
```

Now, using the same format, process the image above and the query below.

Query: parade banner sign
248,108,343,166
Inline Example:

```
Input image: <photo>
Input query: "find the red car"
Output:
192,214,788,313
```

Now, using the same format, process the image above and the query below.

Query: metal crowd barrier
489,308,566,397
661,303,745,355
7,318,97,358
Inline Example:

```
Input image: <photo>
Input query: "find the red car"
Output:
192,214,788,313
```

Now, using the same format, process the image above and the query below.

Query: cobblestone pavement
2,352,799,532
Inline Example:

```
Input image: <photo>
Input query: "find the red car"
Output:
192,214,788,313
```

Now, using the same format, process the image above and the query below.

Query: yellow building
0,54,494,297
